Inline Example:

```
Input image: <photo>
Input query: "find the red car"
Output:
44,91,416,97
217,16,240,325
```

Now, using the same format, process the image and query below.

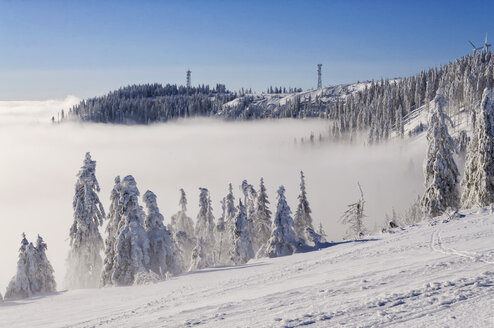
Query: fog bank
0,99,425,291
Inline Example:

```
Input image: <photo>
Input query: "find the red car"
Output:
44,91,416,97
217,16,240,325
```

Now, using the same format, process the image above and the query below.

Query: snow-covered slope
217,82,372,119
2,208,493,327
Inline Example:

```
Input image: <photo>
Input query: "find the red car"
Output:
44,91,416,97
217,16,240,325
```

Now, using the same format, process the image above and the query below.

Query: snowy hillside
217,82,371,118
2,208,493,327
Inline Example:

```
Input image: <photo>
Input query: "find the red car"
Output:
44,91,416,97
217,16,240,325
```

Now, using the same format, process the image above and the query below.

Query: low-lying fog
0,97,426,290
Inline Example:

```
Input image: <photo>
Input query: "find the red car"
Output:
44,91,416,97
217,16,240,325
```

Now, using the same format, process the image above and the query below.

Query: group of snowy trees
61,83,235,124
421,88,494,217
175,172,326,272
323,51,494,142
60,52,494,146
3,234,56,300
60,152,326,291
266,86,303,94
68,168,181,288
100,176,181,286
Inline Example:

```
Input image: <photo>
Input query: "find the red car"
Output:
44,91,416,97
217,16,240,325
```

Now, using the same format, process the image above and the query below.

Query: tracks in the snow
430,228,494,264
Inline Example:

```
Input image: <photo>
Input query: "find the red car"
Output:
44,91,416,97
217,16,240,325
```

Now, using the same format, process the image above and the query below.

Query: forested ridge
61,52,494,140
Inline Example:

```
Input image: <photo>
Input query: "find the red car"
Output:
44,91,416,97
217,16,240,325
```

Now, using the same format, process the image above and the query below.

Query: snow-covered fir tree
461,88,494,208
189,237,211,271
294,171,318,245
65,152,105,290
34,235,56,294
241,180,257,221
253,177,271,253
420,92,459,217
101,176,122,286
263,186,298,258
317,222,327,243
143,190,182,277
240,180,257,251
215,184,237,265
395,104,405,138
169,189,194,237
214,197,228,265
455,130,470,158
173,230,195,271
109,175,151,286
230,200,254,265
5,234,36,300
340,183,367,240
190,188,215,270
169,189,195,270
5,234,56,300
194,188,216,243
223,183,237,232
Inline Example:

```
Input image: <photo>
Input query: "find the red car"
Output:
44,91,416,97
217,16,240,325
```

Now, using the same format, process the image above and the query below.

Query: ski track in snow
1,209,494,327
431,228,494,264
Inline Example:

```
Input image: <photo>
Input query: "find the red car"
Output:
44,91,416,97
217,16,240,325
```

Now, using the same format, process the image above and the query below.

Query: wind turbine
468,40,482,54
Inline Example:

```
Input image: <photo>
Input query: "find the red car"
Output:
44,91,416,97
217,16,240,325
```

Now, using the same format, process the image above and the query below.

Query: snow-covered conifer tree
461,88,494,208
396,104,405,138
194,188,215,243
263,186,298,258
241,180,257,221
5,234,35,300
230,200,254,265
317,222,327,243
101,176,122,286
110,175,151,286
173,230,195,271
455,130,470,158
189,237,212,271
214,197,228,264
65,152,105,289
340,183,367,240
143,190,182,277
368,121,376,145
169,189,194,237
420,92,459,217
223,183,237,232
253,177,271,253
34,235,56,293
190,188,215,270
215,184,236,265
240,180,256,251
168,189,195,270
294,171,318,245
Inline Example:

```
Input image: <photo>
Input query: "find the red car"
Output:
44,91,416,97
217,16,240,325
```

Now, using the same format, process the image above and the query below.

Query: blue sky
0,0,493,100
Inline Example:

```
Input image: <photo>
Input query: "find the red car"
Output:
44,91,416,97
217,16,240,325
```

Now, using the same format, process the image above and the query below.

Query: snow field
1,208,493,327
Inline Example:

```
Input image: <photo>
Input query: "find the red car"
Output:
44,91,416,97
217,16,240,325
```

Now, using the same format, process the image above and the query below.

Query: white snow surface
219,81,373,115
2,208,494,327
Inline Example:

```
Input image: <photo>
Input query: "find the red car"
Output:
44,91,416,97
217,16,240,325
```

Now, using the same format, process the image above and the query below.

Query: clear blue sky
0,0,493,100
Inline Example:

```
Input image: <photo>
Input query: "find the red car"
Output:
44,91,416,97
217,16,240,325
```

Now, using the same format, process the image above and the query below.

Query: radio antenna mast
317,64,322,89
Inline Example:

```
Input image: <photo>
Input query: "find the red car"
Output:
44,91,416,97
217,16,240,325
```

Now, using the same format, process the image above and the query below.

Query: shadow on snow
185,238,380,275
297,238,380,253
